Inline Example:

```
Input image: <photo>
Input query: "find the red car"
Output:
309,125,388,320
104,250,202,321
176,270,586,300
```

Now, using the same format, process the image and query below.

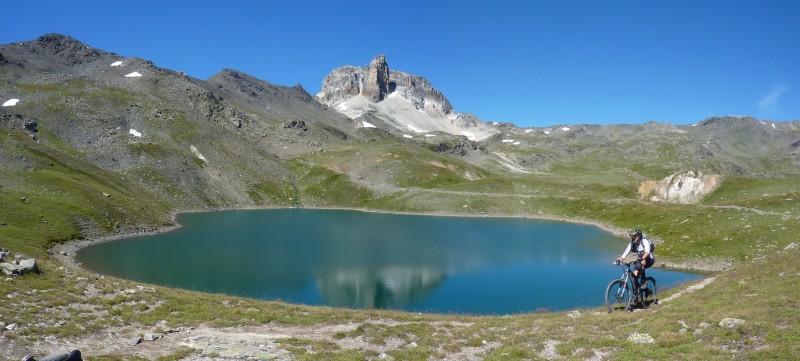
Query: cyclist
616,228,654,290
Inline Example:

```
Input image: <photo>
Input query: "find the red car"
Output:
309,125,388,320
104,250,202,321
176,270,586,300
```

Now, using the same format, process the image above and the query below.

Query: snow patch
110,61,123,67
502,139,515,143
513,141,520,145
361,121,376,128
327,94,498,141
460,131,476,140
125,72,142,78
772,123,776,129
524,129,533,133
402,134,413,139
424,134,436,137
128,129,142,137
2,99,19,107
561,127,570,131
544,131,551,135
406,123,424,133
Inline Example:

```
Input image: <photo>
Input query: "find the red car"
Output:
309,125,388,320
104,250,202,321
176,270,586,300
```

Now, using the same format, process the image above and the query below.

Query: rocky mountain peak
35,33,102,63
361,54,390,102
315,55,498,140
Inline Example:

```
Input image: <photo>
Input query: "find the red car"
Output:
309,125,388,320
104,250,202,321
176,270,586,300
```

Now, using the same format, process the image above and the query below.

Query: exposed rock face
316,66,361,105
639,171,723,204
390,70,453,114
316,55,452,113
315,54,497,140
361,54,390,102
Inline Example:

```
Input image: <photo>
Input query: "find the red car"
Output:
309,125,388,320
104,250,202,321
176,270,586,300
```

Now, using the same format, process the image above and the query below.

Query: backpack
631,238,655,255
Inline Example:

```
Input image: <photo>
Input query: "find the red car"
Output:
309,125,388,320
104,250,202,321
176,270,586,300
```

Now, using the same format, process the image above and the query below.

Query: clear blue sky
3,0,799,127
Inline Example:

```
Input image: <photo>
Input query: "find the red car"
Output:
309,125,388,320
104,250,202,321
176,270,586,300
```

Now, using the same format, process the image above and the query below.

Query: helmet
629,228,643,238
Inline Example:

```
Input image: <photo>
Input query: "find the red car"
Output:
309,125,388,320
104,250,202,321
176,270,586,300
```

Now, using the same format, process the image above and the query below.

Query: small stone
567,310,581,319
129,337,143,346
143,333,161,341
719,318,745,328
6,323,17,331
627,332,654,344
406,341,417,348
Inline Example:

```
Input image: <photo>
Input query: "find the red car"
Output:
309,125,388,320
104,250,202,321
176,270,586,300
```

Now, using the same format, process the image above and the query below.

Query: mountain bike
605,260,657,312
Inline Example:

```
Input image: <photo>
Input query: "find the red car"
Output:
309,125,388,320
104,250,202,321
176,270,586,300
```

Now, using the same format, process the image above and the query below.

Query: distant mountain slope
1,33,799,220
315,54,499,141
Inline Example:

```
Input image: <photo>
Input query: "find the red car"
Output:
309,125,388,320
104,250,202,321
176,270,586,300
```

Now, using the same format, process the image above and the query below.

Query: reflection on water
317,267,445,309
76,209,701,314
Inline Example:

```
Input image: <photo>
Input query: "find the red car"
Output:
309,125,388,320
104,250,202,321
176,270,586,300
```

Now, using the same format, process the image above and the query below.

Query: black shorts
636,257,654,271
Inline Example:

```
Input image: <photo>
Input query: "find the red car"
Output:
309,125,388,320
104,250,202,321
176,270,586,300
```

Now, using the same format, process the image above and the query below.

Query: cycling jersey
620,237,654,260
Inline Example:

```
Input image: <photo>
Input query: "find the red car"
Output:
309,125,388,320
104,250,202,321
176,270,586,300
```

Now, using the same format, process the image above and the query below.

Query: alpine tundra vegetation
1,34,799,360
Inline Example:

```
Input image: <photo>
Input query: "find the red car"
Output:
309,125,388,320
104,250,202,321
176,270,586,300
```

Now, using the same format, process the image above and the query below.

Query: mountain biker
616,228,654,290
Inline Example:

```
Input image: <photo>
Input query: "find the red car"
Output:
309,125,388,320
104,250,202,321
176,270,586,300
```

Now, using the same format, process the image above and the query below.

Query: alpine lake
76,209,701,315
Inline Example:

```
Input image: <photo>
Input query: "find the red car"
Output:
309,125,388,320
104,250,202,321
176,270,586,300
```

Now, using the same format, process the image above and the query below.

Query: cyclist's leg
635,260,647,288
640,258,654,287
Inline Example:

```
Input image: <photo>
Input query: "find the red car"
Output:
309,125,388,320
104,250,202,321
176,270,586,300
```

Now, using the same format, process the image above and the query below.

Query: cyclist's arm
619,243,632,261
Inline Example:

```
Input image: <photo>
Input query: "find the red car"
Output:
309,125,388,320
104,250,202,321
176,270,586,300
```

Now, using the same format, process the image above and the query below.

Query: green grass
0,130,170,256
2,117,800,359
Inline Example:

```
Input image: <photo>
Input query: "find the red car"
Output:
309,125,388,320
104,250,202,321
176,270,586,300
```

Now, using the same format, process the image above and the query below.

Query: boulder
0,258,39,275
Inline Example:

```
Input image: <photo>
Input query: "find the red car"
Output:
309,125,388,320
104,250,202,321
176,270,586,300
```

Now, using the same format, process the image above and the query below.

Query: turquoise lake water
76,209,701,314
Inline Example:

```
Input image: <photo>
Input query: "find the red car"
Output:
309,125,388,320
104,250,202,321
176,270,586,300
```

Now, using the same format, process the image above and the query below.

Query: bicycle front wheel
605,279,631,313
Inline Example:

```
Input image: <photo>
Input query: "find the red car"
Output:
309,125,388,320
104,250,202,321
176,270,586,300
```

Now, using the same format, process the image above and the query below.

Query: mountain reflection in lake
76,209,701,314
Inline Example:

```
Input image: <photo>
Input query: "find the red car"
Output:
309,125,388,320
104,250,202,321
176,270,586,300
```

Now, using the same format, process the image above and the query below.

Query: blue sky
3,1,799,127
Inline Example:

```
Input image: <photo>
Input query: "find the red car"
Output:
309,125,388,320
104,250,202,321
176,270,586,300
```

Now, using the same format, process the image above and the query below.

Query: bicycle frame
607,259,657,312
618,261,642,290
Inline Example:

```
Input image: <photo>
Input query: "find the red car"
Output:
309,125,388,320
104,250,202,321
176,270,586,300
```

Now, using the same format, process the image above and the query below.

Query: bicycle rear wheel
640,277,657,308
605,279,631,312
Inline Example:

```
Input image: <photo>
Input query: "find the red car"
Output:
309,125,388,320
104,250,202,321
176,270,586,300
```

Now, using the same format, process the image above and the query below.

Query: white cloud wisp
758,83,789,113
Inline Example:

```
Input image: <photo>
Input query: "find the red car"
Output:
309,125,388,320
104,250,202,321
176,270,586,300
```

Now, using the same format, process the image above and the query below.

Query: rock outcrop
315,54,497,140
639,171,723,204
361,54,390,102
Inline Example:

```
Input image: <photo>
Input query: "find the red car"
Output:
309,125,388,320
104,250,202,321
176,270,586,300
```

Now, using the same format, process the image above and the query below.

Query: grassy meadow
2,122,800,360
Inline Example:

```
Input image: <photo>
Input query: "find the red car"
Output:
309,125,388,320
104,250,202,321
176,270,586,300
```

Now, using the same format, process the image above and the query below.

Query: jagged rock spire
361,54,390,102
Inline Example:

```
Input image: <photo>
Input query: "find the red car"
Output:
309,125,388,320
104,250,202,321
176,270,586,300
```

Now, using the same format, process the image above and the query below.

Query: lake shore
50,205,731,274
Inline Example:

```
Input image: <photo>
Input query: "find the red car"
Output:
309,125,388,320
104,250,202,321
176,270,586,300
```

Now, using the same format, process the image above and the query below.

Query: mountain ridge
2,33,799,200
